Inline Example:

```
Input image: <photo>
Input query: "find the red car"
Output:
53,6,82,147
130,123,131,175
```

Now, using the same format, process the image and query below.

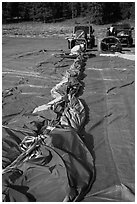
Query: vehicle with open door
67,24,95,50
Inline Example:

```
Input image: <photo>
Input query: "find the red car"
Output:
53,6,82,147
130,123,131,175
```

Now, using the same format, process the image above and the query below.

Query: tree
103,2,121,23
2,2,135,24
2,2,19,22
62,2,71,19
130,3,135,19
18,2,31,21
2,2,12,22
87,3,105,24
80,2,88,17
120,2,135,20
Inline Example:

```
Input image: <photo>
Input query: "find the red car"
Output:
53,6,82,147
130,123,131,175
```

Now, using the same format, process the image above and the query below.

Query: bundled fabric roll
2,52,94,202
60,95,86,130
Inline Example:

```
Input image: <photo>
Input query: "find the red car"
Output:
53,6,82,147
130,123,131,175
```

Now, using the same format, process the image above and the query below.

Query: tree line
2,2,135,24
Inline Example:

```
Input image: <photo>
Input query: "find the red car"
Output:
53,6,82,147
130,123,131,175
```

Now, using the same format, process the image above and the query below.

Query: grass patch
2,18,135,39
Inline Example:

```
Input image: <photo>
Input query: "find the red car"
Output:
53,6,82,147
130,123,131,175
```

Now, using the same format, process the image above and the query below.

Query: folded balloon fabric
2,53,95,202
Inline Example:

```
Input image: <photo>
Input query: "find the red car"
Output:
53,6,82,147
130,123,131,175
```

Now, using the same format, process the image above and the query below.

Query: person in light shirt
109,26,117,36
70,43,85,55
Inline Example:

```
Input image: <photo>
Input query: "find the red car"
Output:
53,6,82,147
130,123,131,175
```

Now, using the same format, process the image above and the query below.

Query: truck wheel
88,39,95,49
68,40,75,49
68,41,71,49
127,38,133,47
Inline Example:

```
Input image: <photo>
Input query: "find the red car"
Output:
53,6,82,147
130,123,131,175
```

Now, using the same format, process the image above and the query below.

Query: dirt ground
2,36,135,201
